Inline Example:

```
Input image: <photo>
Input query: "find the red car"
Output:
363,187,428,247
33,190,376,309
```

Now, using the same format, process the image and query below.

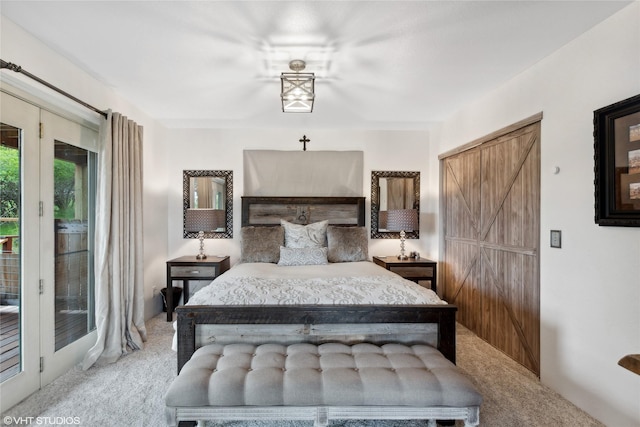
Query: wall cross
299,135,310,151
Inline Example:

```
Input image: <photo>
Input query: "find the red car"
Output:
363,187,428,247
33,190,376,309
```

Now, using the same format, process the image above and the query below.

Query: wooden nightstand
165,255,230,321
372,256,437,293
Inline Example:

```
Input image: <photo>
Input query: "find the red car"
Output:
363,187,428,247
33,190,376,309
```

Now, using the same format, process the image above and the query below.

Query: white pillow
280,219,328,248
277,246,329,266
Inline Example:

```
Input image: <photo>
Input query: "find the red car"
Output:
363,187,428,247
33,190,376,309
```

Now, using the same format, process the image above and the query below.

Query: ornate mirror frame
183,170,233,239
371,171,420,239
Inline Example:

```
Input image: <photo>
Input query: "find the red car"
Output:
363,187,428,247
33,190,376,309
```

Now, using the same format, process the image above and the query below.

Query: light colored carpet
2,314,604,427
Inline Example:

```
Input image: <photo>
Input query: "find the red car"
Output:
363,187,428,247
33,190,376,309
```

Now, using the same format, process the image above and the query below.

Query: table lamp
386,209,418,260
185,208,225,259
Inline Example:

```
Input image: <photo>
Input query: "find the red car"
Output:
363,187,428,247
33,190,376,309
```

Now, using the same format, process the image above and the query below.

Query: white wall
430,3,640,426
165,129,435,276
0,16,170,321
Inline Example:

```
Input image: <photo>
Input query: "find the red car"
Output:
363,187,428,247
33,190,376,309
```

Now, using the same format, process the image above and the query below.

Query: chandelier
281,60,315,113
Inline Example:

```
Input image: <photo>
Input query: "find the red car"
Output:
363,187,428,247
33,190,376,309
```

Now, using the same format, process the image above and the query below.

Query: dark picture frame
594,93,640,226
183,170,233,238
370,171,420,239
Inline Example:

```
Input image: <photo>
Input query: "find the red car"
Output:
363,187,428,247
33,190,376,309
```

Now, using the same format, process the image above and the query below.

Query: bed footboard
176,304,457,373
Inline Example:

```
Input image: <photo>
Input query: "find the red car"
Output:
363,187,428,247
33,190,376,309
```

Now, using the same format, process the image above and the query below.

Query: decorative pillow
327,226,368,263
277,246,329,266
240,226,284,263
281,219,328,248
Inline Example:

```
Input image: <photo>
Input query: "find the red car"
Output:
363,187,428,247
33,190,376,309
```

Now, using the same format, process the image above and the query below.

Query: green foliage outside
53,159,76,219
0,222,17,236
0,145,76,236
0,145,20,241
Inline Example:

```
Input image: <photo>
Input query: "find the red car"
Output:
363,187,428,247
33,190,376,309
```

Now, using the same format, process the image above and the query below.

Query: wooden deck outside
1,221,92,382
0,309,19,382
0,308,91,382
54,310,91,351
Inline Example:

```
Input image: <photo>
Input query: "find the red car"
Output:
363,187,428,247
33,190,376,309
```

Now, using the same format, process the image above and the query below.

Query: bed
174,196,457,373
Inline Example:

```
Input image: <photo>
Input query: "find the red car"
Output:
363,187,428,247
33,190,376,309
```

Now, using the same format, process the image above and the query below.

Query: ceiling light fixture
281,59,315,113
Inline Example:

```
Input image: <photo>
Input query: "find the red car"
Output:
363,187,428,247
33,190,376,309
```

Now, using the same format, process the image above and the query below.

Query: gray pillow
327,226,368,263
240,226,284,263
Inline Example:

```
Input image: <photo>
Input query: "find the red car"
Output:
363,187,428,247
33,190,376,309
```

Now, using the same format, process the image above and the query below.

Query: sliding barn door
441,119,540,375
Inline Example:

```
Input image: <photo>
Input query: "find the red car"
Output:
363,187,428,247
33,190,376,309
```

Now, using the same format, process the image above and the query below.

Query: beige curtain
83,111,146,369
196,177,212,208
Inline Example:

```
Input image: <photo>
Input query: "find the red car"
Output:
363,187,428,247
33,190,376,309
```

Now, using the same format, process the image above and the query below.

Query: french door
0,92,98,411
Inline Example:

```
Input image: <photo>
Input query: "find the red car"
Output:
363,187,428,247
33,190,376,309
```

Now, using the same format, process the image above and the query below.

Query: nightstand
372,256,437,293
165,255,230,321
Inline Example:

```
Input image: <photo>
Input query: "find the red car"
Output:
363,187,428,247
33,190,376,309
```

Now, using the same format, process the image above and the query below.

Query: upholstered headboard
241,197,365,227
243,151,363,197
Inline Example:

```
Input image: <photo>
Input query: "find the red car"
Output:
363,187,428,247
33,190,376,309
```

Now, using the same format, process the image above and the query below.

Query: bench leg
427,420,437,427
314,407,328,427
463,406,480,426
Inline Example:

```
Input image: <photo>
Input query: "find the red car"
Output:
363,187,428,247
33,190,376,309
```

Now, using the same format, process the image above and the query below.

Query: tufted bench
165,342,482,427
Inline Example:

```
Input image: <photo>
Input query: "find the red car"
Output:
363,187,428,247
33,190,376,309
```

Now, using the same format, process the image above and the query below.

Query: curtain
83,111,146,369
196,177,212,208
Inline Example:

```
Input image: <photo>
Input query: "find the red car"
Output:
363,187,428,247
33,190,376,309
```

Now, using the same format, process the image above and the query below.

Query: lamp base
196,231,207,260
397,230,409,260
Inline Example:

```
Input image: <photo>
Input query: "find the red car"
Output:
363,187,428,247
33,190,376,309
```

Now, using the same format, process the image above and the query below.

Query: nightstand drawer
170,266,217,278
389,266,433,278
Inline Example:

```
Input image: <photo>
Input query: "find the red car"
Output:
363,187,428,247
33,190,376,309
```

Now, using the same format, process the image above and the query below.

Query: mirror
371,171,419,239
183,170,233,239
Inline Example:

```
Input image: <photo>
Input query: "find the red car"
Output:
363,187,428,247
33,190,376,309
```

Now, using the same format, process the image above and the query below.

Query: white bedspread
186,261,445,306
172,261,445,351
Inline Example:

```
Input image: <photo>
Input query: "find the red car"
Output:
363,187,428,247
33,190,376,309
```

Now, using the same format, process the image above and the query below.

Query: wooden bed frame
177,304,457,372
241,196,366,227
176,196,457,372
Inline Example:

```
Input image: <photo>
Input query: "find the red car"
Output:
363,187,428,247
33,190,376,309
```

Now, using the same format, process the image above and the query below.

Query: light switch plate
550,230,561,248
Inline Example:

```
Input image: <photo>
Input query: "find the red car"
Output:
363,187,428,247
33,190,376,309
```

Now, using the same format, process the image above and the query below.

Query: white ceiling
0,1,632,130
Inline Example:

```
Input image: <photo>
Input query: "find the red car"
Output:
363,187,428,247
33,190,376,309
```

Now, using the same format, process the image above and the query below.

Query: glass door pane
53,141,96,351
0,123,21,381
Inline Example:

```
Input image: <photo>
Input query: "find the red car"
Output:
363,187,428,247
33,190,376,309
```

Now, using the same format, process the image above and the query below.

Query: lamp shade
386,209,418,232
185,209,225,232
